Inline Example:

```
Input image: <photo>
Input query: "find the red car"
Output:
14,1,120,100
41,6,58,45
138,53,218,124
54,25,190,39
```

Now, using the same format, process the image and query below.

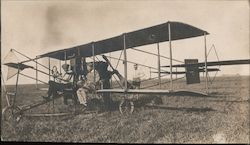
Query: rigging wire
1,72,11,106
115,50,124,69
19,73,48,85
11,49,52,71
131,47,184,63
140,76,185,89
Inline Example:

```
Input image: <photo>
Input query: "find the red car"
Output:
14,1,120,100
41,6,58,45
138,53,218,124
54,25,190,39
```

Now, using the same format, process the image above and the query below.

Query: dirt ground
1,76,249,143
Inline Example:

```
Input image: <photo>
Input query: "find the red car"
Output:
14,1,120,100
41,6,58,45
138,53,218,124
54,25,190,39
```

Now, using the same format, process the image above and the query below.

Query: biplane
2,21,250,127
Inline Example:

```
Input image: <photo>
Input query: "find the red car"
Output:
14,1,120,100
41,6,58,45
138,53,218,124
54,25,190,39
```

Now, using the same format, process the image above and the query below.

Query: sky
1,0,249,85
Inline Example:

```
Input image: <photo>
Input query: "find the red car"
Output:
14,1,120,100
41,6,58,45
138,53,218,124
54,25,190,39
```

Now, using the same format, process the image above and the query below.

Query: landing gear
119,98,134,115
2,105,22,132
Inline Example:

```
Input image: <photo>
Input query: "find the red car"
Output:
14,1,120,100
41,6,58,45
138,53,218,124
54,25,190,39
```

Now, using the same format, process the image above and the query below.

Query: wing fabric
38,21,208,60
3,50,34,80
4,63,34,80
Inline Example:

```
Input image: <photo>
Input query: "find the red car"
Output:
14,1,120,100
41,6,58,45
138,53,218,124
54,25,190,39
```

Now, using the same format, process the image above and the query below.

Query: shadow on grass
132,96,217,113
206,99,250,103
57,94,220,115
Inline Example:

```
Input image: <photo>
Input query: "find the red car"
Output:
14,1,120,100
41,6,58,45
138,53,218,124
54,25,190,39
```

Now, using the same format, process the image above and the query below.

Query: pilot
42,64,74,101
76,79,90,107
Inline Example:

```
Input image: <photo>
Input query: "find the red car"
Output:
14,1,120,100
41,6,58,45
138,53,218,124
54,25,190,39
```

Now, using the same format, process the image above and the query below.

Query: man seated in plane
76,78,97,107
75,62,100,107
76,79,88,107
75,61,119,109
85,62,100,89
42,64,74,101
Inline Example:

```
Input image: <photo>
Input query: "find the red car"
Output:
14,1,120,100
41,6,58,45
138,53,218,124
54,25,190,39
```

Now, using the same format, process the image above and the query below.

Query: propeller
102,55,134,89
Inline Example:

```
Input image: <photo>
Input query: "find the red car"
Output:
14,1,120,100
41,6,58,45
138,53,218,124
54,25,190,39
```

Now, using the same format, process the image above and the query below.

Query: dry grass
1,76,249,143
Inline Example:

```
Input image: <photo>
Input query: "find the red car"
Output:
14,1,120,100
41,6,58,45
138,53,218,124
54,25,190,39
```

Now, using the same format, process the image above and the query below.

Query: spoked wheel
119,99,134,115
2,105,22,131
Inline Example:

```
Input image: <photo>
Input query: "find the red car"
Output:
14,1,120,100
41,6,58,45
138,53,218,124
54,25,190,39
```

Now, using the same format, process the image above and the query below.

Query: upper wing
38,21,208,60
162,59,250,68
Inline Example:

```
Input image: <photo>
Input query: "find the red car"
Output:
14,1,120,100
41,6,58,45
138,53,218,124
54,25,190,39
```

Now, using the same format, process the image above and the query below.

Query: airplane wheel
2,105,22,133
119,99,134,115
2,105,22,126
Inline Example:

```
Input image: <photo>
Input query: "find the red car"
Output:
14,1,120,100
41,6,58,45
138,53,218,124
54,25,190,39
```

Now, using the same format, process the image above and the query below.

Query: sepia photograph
1,0,249,143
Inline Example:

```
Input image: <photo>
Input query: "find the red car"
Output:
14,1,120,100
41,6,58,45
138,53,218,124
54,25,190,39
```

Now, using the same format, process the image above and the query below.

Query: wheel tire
2,105,22,131
119,99,134,115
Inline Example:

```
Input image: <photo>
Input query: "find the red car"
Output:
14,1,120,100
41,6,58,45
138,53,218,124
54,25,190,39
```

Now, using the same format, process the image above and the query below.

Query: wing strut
123,34,128,91
168,22,173,91
204,33,208,93
157,43,161,88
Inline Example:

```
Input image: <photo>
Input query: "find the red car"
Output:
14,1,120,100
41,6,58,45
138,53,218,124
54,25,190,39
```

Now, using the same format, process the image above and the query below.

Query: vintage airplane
2,21,250,127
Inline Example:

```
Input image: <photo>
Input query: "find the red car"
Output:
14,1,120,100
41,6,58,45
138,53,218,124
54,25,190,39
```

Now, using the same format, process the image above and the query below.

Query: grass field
1,75,249,143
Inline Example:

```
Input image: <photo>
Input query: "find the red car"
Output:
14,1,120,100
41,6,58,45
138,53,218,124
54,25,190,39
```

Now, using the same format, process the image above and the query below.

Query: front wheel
119,99,134,115
2,105,22,132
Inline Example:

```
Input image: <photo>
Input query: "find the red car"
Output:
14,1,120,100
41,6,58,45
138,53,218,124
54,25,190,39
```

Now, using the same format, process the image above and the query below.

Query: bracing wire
115,50,124,69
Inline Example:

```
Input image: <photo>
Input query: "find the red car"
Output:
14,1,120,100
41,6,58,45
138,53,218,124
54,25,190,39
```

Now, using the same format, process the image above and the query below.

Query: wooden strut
104,55,165,72
49,57,51,81
123,34,128,91
92,42,96,89
109,53,113,88
16,95,63,113
23,112,74,117
92,42,97,99
157,43,161,88
168,22,173,91
23,110,98,117
36,56,38,89
204,33,208,93
59,60,62,74
10,65,20,128
48,57,55,113
1,72,11,106
11,49,52,71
